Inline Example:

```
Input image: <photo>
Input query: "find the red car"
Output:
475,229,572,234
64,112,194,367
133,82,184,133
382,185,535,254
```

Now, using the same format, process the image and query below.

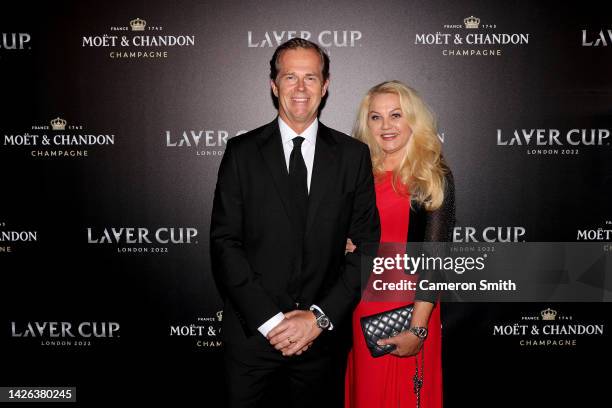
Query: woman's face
367,92,412,156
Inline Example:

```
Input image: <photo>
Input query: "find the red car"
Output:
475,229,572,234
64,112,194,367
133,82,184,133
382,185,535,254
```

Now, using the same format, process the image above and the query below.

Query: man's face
271,48,329,131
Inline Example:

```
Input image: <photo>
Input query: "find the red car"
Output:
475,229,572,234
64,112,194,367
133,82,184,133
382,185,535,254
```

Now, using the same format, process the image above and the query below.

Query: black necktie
289,136,308,229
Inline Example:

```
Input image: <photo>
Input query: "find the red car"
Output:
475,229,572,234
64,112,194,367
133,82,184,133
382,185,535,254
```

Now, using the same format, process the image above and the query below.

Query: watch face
318,316,330,329
411,327,428,339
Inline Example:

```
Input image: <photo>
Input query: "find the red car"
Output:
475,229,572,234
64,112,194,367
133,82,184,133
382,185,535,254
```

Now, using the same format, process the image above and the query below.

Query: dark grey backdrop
1,0,610,406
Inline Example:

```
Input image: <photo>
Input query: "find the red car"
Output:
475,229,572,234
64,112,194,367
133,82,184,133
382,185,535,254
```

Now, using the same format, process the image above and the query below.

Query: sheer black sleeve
413,169,456,304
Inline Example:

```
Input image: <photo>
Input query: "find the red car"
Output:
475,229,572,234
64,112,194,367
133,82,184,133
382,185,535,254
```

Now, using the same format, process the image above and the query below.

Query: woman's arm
375,300,433,357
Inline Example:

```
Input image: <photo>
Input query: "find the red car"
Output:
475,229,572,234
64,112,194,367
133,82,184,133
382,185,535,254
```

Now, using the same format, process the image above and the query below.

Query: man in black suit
210,38,380,407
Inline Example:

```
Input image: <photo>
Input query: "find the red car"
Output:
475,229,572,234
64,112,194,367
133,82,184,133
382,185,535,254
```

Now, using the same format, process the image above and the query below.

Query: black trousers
224,337,348,408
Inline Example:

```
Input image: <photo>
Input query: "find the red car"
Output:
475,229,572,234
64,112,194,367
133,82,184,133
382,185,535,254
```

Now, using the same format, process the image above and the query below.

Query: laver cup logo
87,226,198,254
496,128,610,156
453,226,526,242
0,33,31,52
247,30,362,48
582,29,612,46
10,321,120,348
165,128,246,157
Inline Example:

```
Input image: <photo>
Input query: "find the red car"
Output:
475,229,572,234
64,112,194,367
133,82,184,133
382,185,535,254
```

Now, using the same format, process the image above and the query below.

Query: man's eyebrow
280,71,319,76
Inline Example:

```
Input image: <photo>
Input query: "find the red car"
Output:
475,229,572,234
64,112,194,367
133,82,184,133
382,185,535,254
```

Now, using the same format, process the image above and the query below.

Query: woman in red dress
345,80,455,408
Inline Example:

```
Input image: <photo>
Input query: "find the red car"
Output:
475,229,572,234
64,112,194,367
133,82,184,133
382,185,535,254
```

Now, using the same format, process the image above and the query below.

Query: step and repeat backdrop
1,0,611,406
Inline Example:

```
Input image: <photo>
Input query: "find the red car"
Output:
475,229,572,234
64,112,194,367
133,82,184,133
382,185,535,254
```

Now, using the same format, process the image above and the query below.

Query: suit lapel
256,120,294,221
305,122,339,237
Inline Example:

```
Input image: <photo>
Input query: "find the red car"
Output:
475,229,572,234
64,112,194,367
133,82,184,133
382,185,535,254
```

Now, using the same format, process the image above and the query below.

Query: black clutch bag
360,303,414,358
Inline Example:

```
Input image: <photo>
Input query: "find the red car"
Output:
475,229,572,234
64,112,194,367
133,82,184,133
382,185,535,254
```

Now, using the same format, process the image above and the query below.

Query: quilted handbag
360,303,414,357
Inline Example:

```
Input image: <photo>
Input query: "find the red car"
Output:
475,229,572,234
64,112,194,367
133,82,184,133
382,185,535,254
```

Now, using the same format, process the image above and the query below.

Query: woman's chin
379,145,403,156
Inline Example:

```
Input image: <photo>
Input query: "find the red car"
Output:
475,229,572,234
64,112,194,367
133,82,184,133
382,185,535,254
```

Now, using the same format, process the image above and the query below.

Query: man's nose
297,77,306,90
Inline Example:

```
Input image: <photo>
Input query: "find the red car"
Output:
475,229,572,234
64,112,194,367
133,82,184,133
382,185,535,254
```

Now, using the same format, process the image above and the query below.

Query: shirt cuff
257,312,285,337
310,304,334,330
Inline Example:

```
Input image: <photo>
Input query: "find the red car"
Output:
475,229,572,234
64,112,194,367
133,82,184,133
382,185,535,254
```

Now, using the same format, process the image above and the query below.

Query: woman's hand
377,331,423,357
345,238,357,254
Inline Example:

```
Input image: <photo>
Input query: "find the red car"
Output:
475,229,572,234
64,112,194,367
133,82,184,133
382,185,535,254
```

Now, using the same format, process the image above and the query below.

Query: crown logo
464,16,480,29
130,18,146,31
216,310,223,322
50,117,67,131
540,308,557,321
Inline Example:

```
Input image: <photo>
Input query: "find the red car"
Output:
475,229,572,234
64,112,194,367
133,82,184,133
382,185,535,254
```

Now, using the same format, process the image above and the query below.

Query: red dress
345,172,443,408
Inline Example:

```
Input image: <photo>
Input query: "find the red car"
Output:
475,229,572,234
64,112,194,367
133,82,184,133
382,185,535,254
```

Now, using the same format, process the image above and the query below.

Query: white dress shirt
278,116,317,192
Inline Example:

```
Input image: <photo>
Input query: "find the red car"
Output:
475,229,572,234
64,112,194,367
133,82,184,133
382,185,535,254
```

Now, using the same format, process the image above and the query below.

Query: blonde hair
353,80,447,211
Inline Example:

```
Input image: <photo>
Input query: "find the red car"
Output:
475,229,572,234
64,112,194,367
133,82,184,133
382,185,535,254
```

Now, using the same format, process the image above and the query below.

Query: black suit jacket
210,119,381,345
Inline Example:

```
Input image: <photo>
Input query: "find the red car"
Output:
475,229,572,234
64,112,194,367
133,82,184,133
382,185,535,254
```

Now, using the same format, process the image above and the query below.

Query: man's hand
345,238,357,254
376,331,423,357
267,310,323,357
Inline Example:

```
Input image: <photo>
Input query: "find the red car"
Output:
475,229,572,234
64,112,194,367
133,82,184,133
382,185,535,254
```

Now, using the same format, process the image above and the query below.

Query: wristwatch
310,306,331,330
408,326,428,340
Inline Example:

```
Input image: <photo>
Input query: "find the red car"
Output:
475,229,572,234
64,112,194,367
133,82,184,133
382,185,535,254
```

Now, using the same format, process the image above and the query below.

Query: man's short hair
269,38,330,82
